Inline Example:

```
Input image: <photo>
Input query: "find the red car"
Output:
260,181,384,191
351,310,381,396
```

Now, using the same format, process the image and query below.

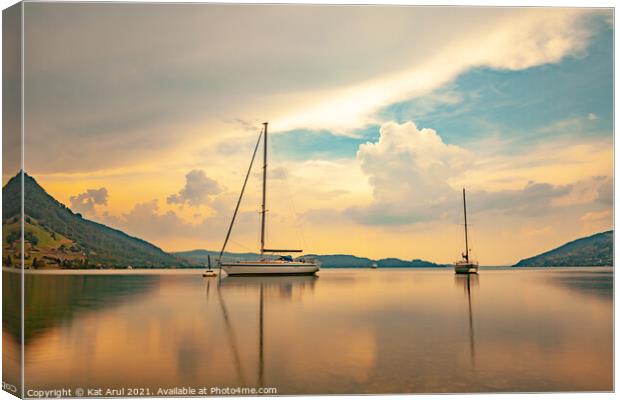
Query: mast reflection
207,278,247,385
455,274,478,367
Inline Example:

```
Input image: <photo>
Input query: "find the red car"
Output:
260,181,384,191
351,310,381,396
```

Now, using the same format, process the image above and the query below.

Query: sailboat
454,188,479,274
218,122,320,276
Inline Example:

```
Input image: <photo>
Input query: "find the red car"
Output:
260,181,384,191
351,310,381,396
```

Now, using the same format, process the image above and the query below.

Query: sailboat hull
454,263,479,274
221,262,319,276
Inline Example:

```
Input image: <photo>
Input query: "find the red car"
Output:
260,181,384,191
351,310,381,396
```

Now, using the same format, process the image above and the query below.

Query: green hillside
2,172,191,268
513,230,613,267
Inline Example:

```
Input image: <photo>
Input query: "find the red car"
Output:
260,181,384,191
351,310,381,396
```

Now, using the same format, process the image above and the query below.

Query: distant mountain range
3,172,190,268
174,249,444,268
513,230,613,267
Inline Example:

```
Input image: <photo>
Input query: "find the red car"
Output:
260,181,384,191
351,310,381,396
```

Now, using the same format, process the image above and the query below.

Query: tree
25,231,39,246
5,231,19,244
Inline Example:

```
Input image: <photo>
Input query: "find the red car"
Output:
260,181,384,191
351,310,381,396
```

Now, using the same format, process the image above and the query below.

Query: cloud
348,121,472,224
348,121,573,225
100,193,260,252
596,176,613,205
580,209,612,233
167,170,223,207
69,187,109,214
105,200,187,237
552,176,611,207
277,8,597,133
21,5,603,175
471,182,572,216
580,209,611,224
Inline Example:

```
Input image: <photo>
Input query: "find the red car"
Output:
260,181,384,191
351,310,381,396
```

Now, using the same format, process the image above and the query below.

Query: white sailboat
454,188,479,274
218,122,320,276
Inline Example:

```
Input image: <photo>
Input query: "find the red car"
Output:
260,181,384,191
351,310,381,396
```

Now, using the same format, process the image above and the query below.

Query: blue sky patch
379,19,612,151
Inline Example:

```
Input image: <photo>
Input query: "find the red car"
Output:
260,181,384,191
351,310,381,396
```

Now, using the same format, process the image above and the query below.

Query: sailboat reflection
209,275,318,386
219,275,318,300
455,274,478,367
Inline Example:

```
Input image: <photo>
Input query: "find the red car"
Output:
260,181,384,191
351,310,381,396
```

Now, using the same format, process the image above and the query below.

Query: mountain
2,172,191,268
175,249,261,265
376,258,439,268
513,230,613,267
175,249,444,268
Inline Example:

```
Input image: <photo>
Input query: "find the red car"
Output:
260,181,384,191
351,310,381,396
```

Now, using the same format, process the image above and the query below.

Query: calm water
3,267,613,394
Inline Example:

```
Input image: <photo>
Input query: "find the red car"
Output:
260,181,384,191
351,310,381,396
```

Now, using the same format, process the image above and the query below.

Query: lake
3,267,613,395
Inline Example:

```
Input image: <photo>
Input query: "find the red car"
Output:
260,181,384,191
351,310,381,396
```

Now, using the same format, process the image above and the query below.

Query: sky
6,4,613,265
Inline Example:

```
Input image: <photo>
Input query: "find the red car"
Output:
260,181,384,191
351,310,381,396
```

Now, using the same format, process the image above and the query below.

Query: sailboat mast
260,122,268,254
463,188,469,262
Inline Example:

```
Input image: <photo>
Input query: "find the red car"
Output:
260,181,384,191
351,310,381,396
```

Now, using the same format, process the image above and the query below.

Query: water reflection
543,268,613,299
11,273,160,343
5,268,612,394
208,278,246,385
2,271,23,394
454,274,477,367
212,275,318,387
219,275,318,299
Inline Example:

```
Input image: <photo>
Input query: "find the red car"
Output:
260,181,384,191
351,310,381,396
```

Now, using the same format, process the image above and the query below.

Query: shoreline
2,265,613,275
1,266,205,275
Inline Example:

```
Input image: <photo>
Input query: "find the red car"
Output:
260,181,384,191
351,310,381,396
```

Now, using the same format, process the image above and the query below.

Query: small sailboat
218,122,319,276
454,188,479,274
371,262,378,269
203,255,217,277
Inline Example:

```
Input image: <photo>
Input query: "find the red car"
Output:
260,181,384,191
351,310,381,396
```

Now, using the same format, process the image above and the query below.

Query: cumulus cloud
69,187,109,214
348,121,573,225
167,170,223,207
348,121,473,223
